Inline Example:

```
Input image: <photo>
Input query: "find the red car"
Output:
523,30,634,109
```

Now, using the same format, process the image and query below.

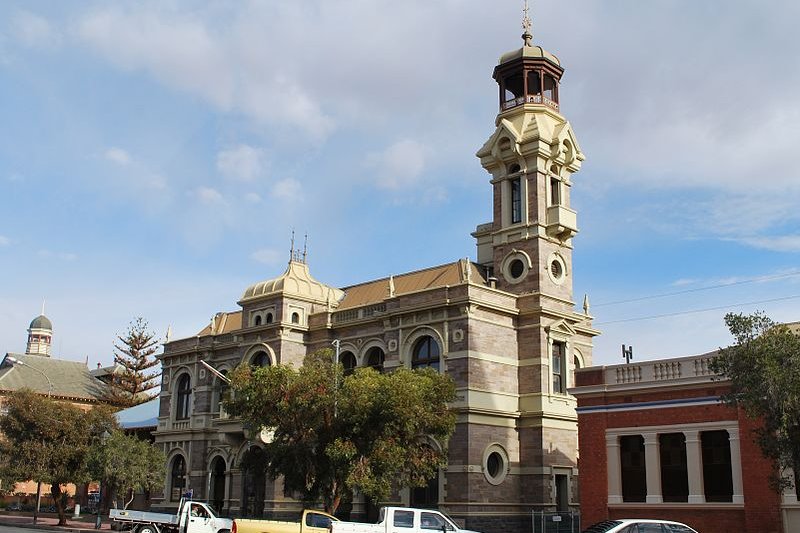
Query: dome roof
498,45,560,67
240,260,345,305
29,314,52,331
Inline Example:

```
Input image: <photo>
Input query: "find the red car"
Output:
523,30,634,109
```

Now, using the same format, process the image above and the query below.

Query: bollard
74,504,80,518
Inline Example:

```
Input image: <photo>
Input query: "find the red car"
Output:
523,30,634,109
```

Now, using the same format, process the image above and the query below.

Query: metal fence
531,511,581,533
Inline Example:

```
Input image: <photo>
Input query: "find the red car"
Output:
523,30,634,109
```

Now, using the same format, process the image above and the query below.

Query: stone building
153,25,597,533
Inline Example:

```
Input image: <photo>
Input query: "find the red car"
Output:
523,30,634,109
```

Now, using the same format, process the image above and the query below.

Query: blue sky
1,1,799,368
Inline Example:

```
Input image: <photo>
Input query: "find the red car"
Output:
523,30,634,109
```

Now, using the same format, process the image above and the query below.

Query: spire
388,275,396,298
41,299,46,316
522,0,533,47
583,294,590,315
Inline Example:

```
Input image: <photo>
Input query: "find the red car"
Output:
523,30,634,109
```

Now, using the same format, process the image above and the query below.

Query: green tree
711,312,800,491
0,390,116,525
225,348,456,514
106,317,162,407
86,429,166,509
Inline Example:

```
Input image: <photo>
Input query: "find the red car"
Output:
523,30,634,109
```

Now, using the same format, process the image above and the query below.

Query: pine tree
105,317,162,407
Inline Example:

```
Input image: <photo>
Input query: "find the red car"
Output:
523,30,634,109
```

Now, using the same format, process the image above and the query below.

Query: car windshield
582,520,623,533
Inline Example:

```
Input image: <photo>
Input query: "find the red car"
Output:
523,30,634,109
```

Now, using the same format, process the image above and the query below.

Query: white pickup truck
110,499,233,533
330,507,482,533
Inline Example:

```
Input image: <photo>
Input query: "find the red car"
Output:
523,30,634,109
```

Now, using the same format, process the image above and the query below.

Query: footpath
0,513,112,532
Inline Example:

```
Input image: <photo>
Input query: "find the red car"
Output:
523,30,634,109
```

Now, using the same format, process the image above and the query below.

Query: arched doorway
209,456,226,514
241,446,267,518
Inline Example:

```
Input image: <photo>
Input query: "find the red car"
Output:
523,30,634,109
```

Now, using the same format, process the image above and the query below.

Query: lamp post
95,430,110,529
6,355,53,525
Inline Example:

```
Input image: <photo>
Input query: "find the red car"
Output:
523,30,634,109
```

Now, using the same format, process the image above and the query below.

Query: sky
1,1,799,369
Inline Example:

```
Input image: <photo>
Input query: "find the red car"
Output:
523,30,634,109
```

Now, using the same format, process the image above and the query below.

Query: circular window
502,251,531,284
487,452,502,478
547,253,567,285
550,260,563,279
509,259,525,279
483,444,509,485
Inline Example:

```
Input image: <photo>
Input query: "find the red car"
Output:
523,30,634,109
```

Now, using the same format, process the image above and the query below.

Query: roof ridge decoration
522,0,533,47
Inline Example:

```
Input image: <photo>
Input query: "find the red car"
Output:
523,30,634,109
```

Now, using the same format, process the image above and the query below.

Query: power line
593,271,800,308
595,294,800,326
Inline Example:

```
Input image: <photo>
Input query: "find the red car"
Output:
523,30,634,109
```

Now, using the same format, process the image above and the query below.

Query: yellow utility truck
232,509,337,533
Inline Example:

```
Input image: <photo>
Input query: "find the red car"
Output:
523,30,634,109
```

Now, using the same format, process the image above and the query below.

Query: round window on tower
501,250,531,284
483,444,509,485
547,253,567,285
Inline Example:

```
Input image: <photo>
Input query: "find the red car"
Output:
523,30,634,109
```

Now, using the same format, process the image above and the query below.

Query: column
606,434,623,504
684,430,705,503
643,432,662,504
728,428,744,504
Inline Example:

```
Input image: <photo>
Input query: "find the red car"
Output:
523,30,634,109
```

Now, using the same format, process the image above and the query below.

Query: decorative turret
26,311,53,356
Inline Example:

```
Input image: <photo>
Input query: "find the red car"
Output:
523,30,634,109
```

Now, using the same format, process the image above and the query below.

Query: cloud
0,236,9,246
251,248,284,266
217,145,265,182
366,140,428,190
38,249,77,261
12,11,62,48
272,178,301,201
733,235,800,253
191,187,225,205
105,147,131,165
244,192,262,204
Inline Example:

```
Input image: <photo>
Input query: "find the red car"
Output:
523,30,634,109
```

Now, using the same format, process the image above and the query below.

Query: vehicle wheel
219,529,231,533
137,526,157,533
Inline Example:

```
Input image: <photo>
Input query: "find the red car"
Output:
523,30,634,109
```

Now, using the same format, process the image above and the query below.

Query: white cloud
12,11,61,48
244,192,262,204
251,248,284,266
734,235,800,253
105,147,131,165
38,249,77,261
271,178,302,201
217,145,265,182
366,140,428,190
191,187,225,205
0,236,9,246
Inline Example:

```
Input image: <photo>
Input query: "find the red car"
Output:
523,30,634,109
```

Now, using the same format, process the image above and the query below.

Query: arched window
176,374,191,420
210,457,226,512
412,336,440,371
365,347,385,373
265,313,273,324
291,312,300,324
341,351,357,376
170,455,187,501
251,351,271,368
254,315,262,326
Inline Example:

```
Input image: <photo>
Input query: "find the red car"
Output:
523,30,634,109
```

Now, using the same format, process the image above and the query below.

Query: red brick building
571,352,800,533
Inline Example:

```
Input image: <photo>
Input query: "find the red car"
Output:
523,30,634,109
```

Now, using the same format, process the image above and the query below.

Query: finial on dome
522,0,533,47
303,233,308,263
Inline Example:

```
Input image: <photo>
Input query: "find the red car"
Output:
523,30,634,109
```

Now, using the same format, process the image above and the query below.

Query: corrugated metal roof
0,353,108,401
338,261,485,310
196,311,243,336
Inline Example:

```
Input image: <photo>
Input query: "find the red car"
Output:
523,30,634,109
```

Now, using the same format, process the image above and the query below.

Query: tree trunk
50,483,67,526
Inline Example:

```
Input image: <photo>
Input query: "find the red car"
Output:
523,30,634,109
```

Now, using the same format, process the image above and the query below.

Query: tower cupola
493,6,563,113
26,312,53,356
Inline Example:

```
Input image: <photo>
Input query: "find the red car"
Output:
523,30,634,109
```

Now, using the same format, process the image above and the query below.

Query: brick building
152,23,597,533
571,352,800,533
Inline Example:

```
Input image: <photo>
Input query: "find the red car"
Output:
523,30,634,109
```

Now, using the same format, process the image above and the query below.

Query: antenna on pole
622,344,634,364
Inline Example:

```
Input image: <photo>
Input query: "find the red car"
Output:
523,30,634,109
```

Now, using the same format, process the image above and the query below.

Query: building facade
571,352,800,533
154,29,597,533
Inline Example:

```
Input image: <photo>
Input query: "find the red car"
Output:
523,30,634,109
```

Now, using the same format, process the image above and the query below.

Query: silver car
582,519,699,533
